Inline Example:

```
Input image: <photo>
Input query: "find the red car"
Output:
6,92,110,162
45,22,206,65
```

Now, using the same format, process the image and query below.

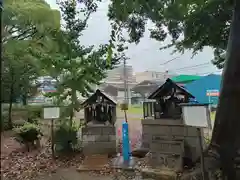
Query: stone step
77,154,109,172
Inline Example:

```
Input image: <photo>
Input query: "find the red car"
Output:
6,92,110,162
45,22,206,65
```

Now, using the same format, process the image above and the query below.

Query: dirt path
1,131,23,158
33,168,113,180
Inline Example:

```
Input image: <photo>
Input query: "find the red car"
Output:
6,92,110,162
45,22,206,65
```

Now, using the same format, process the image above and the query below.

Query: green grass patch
117,105,143,115
127,106,143,114
210,111,216,121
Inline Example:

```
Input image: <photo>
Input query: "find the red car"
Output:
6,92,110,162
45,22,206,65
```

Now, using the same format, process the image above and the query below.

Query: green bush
27,105,42,123
59,106,71,118
14,122,43,150
54,120,79,153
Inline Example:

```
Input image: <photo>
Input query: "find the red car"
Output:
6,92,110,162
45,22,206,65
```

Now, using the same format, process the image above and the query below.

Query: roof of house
81,89,117,107
133,80,165,88
100,82,137,91
171,75,202,83
132,80,165,94
148,78,195,99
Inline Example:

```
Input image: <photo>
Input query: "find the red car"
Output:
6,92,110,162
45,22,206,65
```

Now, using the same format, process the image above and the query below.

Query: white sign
43,107,60,119
182,105,210,128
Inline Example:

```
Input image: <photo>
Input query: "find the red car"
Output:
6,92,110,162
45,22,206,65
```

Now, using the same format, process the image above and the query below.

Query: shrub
27,105,42,123
59,106,71,118
14,122,43,151
54,120,79,153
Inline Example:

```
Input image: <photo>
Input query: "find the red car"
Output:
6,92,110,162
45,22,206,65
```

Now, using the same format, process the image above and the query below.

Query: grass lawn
127,106,143,114
117,105,143,115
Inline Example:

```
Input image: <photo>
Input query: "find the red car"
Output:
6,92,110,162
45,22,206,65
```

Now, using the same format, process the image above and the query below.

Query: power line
169,62,211,72
196,70,222,76
173,64,212,72
159,56,180,65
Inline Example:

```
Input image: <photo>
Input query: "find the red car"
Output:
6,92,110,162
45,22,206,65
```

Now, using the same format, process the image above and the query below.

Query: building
104,64,136,83
131,80,165,104
184,74,221,105
99,82,137,105
101,64,136,104
135,71,173,83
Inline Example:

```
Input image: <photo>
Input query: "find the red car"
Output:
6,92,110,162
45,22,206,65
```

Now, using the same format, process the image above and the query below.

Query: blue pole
122,122,130,162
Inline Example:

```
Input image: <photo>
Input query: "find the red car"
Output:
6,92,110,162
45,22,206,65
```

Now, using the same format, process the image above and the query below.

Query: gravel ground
33,168,113,180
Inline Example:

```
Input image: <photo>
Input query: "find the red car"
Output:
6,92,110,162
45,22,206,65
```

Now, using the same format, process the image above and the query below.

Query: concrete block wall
81,125,116,155
142,119,205,170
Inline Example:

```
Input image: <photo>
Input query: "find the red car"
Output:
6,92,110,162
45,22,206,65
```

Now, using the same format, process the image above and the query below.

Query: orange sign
206,90,219,97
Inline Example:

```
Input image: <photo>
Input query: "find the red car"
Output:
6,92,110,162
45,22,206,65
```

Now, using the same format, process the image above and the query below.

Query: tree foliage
2,0,61,128
108,0,233,68
3,0,60,43
43,0,121,122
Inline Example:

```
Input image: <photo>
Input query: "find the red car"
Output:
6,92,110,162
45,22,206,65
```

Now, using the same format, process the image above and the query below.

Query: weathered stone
82,135,96,142
150,140,184,155
82,125,116,155
77,154,109,172
171,126,185,136
143,125,171,135
186,127,198,137
101,126,115,135
141,168,178,180
82,126,102,135
142,142,150,149
131,147,149,158
109,135,116,141
142,133,151,141
148,153,183,172
95,135,110,142
141,119,203,171
83,141,116,155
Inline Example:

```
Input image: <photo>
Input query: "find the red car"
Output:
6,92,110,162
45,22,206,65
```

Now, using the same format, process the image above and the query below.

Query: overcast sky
46,0,221,75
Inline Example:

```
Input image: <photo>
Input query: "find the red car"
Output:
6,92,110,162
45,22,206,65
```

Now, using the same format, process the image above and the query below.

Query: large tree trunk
69,89,77,127
22,93,27,106
8,82,14,129
209,1,240,179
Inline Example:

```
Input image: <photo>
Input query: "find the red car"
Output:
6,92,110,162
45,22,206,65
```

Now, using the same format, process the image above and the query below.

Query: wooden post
197,128,207,180
51,118,55,159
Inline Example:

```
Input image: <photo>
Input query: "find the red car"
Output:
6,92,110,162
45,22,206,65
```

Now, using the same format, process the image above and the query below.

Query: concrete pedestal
81,125,116,155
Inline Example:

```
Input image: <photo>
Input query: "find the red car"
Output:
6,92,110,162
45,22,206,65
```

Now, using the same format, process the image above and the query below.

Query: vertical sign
122,122,130,162
206,89,219,107
43,107,60,159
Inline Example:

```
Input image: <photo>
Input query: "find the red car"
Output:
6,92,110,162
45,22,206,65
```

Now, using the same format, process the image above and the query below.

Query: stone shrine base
81,125,116,155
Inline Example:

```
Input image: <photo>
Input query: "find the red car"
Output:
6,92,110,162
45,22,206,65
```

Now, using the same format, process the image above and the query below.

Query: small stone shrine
142,78,205,171
81,89,117,155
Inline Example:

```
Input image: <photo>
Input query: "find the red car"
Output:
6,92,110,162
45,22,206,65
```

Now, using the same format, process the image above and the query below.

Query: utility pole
123,56,128,104
121,55,129,122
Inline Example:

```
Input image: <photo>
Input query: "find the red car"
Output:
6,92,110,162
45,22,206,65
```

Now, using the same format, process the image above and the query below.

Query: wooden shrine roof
148,78,194,99
81,89,117,107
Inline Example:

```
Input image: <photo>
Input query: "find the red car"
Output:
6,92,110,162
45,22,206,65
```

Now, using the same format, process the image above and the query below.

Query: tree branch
2,26,37,43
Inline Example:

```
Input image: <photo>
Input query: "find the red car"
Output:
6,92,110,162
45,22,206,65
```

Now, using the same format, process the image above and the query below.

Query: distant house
184,74,221,105
100,84,118,98
131,80,165,104
99,82,137,104
171,75,202,86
